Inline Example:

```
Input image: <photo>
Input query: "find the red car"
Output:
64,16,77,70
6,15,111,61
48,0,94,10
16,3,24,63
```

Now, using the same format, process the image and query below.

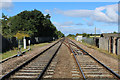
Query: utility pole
95,27,96,38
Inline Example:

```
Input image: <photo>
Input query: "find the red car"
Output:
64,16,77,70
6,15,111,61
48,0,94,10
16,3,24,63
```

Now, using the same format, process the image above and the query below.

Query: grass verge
0,42,50,60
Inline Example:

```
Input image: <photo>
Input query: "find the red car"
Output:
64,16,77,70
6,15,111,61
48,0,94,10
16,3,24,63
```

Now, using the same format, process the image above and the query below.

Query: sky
0,0,119,36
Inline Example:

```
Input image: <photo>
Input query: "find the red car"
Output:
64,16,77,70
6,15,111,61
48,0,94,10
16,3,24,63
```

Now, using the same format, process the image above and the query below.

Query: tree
2,13,12,38
2,9,64,38
45,14,51,20
82,33,90,37
14,31,30,40
113,31,117,33
82,33,87,37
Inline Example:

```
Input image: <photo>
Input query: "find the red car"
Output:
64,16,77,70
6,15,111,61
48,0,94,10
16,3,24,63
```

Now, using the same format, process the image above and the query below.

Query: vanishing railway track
1,37,119,80
0,38,64,80
64,38,120,80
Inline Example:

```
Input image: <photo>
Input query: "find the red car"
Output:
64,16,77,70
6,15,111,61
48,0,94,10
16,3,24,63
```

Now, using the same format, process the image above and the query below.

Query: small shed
75,36,83,41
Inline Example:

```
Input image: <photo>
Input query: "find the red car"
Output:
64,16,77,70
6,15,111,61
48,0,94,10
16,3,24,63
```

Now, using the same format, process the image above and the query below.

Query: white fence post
23,37,26,49
28,40,31,49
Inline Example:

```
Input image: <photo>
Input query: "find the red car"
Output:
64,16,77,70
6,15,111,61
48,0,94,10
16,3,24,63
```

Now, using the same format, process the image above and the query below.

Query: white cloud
92,4,118,23
0,0,13,10
54,4,119,24
83,18,94,26
55,8,93,17
53,22,61,26
53,21,102,35
53,21,83,27
76,23,83,25
45,9,50,14
53,21,73,27
62,21,74,26
60,27,102,36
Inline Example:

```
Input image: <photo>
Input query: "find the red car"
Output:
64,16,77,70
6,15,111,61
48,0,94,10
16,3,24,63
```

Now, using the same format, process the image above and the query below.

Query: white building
75,36,83,41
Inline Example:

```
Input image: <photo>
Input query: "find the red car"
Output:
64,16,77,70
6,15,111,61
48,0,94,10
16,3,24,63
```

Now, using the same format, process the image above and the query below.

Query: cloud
54,8,93,17
53,21,73,27
83,18,94,26
44,9,50,14
53,22,61,26
0,0,13,10
54,4,119,24
75,23,83,25
53,21,83,27
62,21,74,26
60,27,102,36
53,21,101,35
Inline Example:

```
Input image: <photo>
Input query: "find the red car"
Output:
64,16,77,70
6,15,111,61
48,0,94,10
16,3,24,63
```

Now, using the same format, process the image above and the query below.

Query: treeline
67,33,101,38
1,9,64,39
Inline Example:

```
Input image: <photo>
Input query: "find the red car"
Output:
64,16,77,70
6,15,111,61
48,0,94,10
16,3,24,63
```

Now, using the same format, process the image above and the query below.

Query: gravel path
71,39,119,75
0,41,58,78
53,44,75,78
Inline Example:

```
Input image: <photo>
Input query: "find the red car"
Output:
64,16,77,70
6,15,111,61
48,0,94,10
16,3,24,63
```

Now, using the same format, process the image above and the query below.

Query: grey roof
102,33,120,37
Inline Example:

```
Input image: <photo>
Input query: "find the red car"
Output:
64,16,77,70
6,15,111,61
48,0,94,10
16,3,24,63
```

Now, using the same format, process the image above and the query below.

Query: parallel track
1,38,119,80
64,38,120,80
0,38,64,80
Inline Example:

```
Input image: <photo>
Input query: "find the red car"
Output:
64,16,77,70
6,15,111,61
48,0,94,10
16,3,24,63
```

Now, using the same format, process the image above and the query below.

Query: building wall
82,37,96,46
99,37,120,55
113,37,116,54
75,36,82,41
117,38,120,55
99,37,109,51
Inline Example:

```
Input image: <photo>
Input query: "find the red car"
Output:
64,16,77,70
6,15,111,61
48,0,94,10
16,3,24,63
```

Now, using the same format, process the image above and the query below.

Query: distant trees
1,9,64,39
67,33,100,38
113,31,117,33
67,34,75,38
82,33,90,37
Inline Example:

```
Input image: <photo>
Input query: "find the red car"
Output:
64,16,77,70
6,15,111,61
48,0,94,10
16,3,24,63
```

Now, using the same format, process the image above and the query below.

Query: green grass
1,42,50,60
1,47,28,60
30,42,50,49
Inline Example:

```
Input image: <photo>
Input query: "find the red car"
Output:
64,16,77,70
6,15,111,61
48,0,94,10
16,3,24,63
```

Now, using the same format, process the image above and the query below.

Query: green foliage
14,31,30,40
56,31,64,38
75,33,82,37
67,34,75,38
113,31,117,33
2,9,64,38
75,33,90,37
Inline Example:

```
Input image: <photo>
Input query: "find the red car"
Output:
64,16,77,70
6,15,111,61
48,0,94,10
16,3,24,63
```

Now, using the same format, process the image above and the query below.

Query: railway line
0,37,120,80
0,38,64,80
64,38,120,80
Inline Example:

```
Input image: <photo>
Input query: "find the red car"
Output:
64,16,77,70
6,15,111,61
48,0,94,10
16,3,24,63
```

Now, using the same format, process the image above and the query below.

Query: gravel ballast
71,39,119,75
1,41,58,78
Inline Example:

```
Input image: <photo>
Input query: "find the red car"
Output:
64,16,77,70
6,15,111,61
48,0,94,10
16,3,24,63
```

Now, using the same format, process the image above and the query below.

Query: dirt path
53,44,74,78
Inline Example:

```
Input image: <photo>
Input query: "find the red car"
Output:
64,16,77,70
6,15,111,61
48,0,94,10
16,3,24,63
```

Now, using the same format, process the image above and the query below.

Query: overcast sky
1,0,119,35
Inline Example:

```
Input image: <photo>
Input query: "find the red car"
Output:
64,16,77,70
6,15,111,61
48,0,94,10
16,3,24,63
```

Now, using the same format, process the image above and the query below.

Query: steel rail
67,40,86,80
36,39,64,80
68,38,120,79
0,39,62,80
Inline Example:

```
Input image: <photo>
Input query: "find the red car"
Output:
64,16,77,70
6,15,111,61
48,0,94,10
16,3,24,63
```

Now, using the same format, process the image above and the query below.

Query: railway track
0,38,64,80
64,38,120,80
